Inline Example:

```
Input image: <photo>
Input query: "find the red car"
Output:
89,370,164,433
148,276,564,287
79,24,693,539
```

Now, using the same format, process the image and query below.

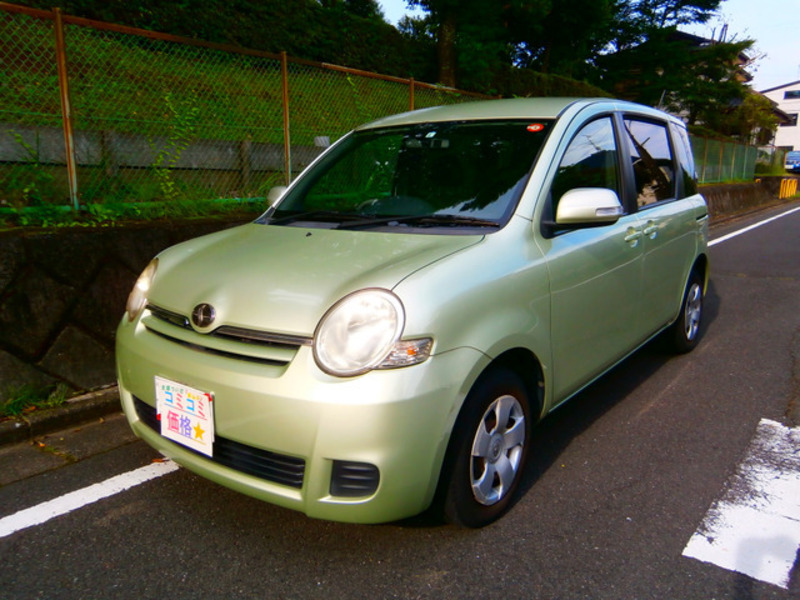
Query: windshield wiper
266,210,366,226
336,213,500,230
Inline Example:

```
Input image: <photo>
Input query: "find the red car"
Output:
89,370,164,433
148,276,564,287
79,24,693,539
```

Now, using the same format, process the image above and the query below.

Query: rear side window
622,119,676,207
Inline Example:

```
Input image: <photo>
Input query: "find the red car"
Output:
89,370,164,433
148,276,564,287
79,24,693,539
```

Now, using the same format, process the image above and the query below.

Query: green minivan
117,98,708,527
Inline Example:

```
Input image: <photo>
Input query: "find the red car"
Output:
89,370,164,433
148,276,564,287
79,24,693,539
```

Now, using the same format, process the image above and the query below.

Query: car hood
148,223,483,335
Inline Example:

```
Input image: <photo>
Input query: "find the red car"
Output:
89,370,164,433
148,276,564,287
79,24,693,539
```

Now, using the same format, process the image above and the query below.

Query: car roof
356,97,673,131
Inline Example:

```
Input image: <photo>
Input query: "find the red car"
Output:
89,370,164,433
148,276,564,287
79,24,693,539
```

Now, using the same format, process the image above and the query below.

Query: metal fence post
53,8,79,210
701,138,709,183
409,78,415,112
281,51,291,185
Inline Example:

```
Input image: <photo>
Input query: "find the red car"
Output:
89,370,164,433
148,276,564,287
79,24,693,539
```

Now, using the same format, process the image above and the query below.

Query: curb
0,386,122,447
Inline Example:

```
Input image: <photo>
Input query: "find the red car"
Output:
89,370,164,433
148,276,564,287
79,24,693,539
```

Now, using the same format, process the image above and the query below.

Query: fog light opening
330,460,380,498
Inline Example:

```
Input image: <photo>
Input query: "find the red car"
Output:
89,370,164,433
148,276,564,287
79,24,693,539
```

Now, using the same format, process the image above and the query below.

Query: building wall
762,80,800,151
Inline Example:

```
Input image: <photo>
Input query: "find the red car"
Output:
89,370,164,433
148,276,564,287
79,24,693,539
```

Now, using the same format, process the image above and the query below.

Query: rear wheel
438,368,532,528
667,269,704,353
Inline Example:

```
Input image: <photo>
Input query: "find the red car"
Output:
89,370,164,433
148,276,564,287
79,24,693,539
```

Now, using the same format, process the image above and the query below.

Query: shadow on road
515,276,722,508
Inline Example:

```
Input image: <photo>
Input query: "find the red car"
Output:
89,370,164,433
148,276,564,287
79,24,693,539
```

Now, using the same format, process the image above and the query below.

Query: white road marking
683,419,800,589
709,205,800,247
0,459,179,539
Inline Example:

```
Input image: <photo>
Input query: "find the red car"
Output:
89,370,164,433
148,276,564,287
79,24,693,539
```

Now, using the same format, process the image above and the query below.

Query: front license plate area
155,376,215,457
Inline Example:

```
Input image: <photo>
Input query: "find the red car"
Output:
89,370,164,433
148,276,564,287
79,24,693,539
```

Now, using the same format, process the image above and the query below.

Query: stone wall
0,217,249,401
0,180,795,402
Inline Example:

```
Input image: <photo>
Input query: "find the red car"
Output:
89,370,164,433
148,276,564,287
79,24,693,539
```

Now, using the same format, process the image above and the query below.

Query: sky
378,0,800,91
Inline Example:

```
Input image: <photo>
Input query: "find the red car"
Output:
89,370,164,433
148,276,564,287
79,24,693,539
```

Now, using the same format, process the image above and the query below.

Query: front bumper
116,312,487,524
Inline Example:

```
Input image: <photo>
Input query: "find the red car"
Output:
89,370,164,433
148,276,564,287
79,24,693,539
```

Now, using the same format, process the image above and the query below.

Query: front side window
550,116,620,213
267,120,552,232
623,119,676,207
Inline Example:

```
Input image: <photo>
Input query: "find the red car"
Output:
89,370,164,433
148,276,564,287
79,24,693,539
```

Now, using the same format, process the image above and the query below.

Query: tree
512,0,616,79
732,93,780,145
407,0,472,87
607,0,723,51
698,90,779,145
635,0,722,28
406,0,725,88
678,38,752,126
406,0,551,88
319,0,385,21
596,27,752,128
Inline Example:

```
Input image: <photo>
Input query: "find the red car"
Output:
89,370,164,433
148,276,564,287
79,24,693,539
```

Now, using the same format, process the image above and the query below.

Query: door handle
624,227,642,246
643,221,658,239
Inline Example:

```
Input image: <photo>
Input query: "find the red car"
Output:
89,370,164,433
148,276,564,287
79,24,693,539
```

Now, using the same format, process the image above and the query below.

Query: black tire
666,269,704,353
437,367,532,528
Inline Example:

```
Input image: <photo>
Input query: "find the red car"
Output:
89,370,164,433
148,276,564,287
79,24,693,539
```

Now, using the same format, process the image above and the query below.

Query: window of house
779,114,798,127
783,90,800,99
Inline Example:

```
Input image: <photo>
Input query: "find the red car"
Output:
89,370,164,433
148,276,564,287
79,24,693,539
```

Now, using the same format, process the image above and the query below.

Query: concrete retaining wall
700,177,793,219
0,179,796,402
0,217,249,401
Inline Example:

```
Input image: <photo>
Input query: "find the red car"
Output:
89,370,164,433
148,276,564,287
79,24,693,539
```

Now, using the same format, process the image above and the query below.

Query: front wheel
438,368,532,528
666,270,704,353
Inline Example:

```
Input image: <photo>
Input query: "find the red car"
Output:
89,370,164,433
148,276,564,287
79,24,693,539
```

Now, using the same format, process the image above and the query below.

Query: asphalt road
1,201,799,600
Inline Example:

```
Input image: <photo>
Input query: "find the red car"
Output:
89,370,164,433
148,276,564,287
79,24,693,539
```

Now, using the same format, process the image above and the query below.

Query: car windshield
261,119,553,232
786,151,800,161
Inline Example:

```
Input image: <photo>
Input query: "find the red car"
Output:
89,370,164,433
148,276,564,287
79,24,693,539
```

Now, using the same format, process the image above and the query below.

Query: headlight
125,259,158,321
314,289,415,377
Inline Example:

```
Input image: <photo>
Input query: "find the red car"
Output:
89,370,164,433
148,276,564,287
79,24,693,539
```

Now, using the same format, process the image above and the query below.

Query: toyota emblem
191,303,216,328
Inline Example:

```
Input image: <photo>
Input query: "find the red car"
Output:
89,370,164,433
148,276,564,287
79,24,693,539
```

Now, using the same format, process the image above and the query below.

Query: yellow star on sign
193,423,206,441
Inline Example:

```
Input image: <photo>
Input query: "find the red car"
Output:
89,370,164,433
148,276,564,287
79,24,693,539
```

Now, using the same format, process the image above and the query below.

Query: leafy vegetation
3,131,57,206
13,0,430,81
0,197,267,229
0,383,71,420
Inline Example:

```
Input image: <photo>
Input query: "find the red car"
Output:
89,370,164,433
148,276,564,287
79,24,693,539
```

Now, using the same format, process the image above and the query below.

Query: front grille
133,396,305,489
143,304,311,365
148,304,312,350
148,305,190,328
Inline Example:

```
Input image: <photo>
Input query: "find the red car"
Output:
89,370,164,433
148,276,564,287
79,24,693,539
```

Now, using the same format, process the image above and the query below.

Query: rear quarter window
672,123,699,197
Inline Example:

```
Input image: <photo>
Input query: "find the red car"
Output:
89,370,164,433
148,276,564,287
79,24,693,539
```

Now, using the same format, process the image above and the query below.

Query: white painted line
683,419,800,589
0,460,179,539
709,205,800,247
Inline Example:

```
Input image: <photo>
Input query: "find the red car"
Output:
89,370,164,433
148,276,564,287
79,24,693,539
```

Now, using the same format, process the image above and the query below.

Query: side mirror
555,188,624,225
267,186,287,205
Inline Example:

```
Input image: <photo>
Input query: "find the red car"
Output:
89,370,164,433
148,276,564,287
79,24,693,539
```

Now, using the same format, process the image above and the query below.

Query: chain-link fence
1,3,778,214
690,134,760,184
0,3,491,212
